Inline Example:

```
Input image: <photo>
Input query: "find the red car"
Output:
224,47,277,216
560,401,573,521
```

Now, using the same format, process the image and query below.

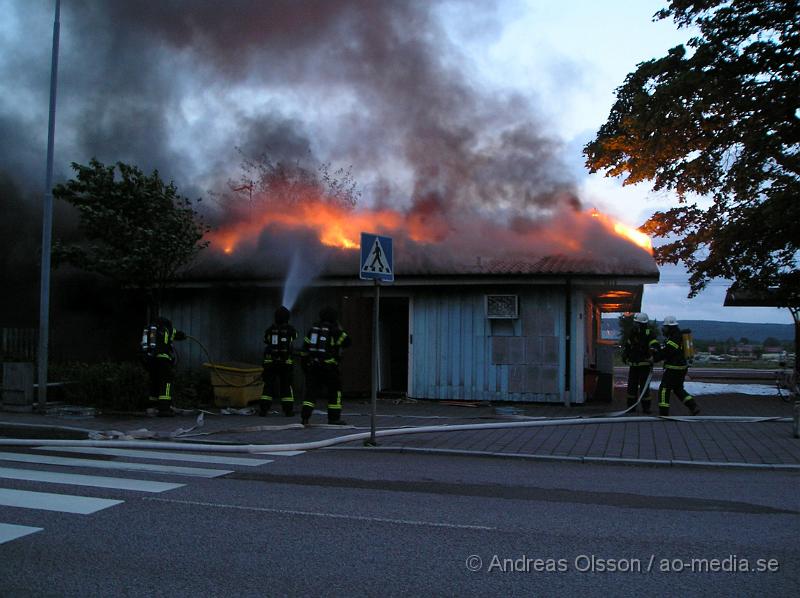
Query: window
486,295,518,319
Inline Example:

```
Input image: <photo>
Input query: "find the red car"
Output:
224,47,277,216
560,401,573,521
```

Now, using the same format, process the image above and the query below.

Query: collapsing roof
178,197,659,315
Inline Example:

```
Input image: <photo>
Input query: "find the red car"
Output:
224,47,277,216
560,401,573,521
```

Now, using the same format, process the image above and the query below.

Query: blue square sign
360,233,393,282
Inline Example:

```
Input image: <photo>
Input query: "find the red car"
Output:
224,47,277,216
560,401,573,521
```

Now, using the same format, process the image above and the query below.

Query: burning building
161,196,658,405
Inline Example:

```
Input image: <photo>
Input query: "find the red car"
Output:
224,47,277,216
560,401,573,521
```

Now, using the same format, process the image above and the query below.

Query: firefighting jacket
657,328,688,370
303,321,351,366
263,323,298,365
152,322,185,363
623,324,659,366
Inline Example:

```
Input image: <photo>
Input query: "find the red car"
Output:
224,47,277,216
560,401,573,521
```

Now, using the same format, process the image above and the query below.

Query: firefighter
653,315,700,417
260,305,298,417
622,312,659,414
141,316,186,416
301,306,351,426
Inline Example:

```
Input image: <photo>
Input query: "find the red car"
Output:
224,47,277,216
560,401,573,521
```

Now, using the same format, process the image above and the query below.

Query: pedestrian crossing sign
360,233,394,282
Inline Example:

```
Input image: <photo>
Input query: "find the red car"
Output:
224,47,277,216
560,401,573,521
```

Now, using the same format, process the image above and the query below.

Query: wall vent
486,295,519,319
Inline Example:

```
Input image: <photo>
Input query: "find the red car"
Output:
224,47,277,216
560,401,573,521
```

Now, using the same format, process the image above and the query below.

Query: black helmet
155,316,172,329
319,306,338,323
274,305,290,324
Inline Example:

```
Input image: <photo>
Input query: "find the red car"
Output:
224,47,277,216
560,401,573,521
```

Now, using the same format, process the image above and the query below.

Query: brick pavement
1,389,798,469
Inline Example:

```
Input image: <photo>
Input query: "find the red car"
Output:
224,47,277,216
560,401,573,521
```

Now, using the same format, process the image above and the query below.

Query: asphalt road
1,447,798,597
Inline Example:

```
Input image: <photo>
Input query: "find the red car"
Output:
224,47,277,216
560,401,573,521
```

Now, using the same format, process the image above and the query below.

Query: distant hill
601,319,794,343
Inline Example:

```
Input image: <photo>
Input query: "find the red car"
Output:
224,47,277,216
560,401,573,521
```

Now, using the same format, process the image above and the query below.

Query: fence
1,328,37,361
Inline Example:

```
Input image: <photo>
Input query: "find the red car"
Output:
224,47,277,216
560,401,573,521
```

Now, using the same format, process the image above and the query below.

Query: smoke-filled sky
0,0,791,324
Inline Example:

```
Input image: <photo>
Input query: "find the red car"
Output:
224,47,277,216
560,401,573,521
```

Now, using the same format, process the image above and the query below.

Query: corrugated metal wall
161,286,373,396
409,287,567,402
163,287,351,367
164,284,596,404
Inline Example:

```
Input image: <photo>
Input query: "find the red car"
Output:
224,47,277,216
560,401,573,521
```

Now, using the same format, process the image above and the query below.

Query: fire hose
0,414,790,453
1,360,792,451
603,366,654,418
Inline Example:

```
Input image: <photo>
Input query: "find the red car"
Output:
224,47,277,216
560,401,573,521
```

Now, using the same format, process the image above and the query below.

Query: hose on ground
0,414,790,453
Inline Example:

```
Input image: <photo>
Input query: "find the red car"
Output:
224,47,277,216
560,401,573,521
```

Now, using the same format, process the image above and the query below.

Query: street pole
368,280,380,446
37,0,61,412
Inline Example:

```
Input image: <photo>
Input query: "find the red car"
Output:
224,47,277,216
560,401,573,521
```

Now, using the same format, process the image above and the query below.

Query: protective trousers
147,357,174,414
261,362,294,416
301,363,343,424
658,368,700,416
626,364,652,413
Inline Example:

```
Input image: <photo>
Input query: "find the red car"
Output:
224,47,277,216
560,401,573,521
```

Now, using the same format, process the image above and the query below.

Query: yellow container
203,362,264,408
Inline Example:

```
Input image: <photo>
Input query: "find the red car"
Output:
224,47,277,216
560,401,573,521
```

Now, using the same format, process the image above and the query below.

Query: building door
340,295,409,396
379,297,409,393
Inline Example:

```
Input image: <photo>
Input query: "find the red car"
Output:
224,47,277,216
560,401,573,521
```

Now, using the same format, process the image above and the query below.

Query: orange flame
590,209,653,254
208,199,652,256
208,199,441,254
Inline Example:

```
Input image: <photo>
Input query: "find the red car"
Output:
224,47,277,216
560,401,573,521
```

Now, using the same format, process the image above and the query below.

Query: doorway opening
379,297,409,393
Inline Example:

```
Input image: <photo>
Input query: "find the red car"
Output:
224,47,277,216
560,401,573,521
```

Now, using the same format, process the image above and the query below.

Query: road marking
144,497,497,531
0,488,122,514
251,451,306,457
0,452,232,478
35,447,274,466
0,523,42,545
0,467,184,493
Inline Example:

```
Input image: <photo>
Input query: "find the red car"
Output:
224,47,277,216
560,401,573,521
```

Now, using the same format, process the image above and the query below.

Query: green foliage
49,362,214,411
172,366,214,408
50,361,149,412
53,159,210,305
584,0,799,303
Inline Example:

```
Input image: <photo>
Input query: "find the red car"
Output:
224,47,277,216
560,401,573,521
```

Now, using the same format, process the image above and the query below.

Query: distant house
729,344,758,358
163,247,658,405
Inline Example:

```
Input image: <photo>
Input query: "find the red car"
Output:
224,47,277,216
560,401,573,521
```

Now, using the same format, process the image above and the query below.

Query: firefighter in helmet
260,305,298,417
141,316,186,416
301,306,351,425
653,315,700,416
622,312,659,414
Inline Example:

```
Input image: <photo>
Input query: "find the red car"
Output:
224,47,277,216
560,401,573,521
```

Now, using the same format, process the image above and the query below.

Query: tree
584,0,799,304
53,159,209,311
219,148,361,214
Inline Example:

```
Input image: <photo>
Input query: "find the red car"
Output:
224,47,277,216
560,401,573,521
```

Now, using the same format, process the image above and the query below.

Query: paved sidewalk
1,389,798,470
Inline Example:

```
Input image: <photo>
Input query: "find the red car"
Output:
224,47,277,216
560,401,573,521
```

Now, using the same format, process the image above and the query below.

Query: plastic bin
203,362,264,408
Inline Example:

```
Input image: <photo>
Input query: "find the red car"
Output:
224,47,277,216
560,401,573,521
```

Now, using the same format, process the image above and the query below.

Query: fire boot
281,398,294,417
684,397,700,416
301,402,314,426
641,399,652,415
327,411,347,425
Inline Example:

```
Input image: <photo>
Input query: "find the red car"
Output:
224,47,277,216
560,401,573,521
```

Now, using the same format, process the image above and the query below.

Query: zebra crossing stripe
0,522,42,545
252,451,306,457
0,488,122,514
0,452,232,478
0,467,184,493
35,447,274,466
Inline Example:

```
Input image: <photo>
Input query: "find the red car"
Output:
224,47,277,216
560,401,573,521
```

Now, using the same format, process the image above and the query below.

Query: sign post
360,233,393,446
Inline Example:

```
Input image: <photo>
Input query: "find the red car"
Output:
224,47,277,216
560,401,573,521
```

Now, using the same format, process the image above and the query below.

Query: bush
172,366,214,409
49,361,148,412
48,361,215,412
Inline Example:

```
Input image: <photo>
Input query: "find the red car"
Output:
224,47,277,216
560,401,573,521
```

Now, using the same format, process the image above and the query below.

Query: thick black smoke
0,0,610,321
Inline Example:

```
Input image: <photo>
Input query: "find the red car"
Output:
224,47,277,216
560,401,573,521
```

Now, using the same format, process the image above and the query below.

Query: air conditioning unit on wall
486,294,519,319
